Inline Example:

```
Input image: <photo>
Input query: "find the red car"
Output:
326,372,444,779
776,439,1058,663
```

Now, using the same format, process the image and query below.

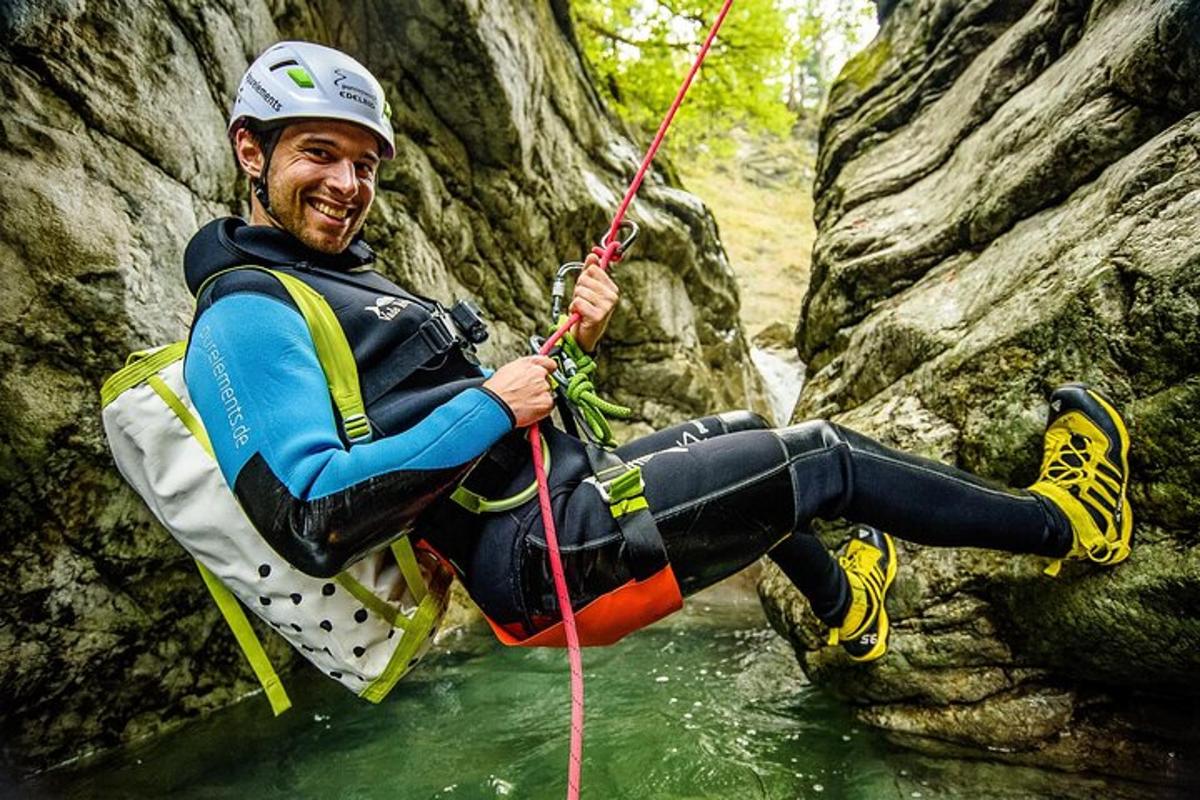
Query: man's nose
324,159,357,197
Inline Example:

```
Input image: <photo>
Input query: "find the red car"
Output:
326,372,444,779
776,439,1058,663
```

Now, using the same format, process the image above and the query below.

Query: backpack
100,267,452,714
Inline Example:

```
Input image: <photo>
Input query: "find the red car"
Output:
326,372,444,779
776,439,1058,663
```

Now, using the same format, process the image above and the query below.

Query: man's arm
185,292,513,577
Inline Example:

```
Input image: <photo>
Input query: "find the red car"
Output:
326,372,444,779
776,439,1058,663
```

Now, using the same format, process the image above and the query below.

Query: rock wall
0,0,764,775
761,0,1200,784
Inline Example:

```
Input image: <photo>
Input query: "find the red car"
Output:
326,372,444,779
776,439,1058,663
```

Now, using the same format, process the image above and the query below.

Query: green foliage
574,0,795,154
572,0,877,155
784,0,877,112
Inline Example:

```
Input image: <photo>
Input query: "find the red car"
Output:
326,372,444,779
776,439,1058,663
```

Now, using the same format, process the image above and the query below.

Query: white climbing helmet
229,41,395,159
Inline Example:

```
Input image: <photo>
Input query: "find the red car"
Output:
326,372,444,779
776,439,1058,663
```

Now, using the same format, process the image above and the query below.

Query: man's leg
468,387,1129,649
614,411,853,625
633,419,1074,597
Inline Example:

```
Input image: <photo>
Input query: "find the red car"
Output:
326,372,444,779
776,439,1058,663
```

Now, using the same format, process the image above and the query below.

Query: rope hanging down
530,2,737,797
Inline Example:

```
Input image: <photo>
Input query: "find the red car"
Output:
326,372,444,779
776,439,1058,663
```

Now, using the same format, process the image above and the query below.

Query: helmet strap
248,124,285,222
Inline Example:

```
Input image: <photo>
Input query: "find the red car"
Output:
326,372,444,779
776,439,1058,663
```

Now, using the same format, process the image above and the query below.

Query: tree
573,0,794,154
784,0,877,118
572,0,878,151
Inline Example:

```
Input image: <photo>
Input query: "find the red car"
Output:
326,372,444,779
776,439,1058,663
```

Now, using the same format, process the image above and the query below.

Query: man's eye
307,147,331,159
357,163,377,179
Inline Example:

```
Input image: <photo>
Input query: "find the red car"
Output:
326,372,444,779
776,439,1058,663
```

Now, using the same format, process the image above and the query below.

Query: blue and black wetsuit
185,218,1073,641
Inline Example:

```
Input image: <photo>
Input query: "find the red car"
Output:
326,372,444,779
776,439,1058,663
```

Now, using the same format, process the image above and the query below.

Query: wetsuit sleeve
185,293,513,577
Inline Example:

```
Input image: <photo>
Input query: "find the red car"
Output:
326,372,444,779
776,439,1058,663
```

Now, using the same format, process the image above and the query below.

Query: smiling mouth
310,199,353,221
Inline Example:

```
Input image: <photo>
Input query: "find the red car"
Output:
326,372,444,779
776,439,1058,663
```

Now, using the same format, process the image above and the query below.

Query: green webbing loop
450,438,552,514
196,561,292,716
100,342,189,408
359,563,451,704
147,374,213,454
391,536,428,604
141,371,291,715
335,573,404,628
551,324,632,448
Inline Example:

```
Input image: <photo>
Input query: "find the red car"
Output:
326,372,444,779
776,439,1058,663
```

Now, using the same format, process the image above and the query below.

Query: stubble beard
264,176,365,255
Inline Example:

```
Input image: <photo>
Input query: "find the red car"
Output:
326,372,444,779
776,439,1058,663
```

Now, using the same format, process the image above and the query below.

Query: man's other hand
569,252,619,352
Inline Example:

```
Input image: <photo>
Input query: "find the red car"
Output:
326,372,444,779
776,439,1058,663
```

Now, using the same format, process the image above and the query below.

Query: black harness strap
583,444,668,582
360,310,464,406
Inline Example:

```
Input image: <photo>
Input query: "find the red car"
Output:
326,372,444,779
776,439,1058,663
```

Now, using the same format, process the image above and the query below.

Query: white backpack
100,267,452,714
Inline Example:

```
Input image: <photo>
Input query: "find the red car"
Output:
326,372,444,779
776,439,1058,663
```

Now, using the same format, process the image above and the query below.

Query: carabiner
551,261,585,320
529,334,570,386
598,219,639,257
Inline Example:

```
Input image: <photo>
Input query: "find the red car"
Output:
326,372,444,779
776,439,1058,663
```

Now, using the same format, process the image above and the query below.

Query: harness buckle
597,465,648,519
420,315,457,354
343,413,373,444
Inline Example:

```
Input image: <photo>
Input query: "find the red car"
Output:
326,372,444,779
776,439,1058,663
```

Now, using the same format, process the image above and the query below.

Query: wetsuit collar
184,216,376,297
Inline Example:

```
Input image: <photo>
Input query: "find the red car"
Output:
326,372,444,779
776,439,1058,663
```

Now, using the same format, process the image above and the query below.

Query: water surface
27,586,1181,799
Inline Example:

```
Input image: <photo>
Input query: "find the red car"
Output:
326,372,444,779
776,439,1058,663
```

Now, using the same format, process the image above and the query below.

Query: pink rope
530,3,736,797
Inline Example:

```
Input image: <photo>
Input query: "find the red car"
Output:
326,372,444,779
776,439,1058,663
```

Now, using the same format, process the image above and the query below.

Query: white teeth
312,200,349,220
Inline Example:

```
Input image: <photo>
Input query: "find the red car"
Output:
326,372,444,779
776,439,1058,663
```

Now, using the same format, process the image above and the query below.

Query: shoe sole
846,533,897,663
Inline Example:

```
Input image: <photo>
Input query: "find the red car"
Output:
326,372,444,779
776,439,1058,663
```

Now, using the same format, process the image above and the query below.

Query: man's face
240,120,382,254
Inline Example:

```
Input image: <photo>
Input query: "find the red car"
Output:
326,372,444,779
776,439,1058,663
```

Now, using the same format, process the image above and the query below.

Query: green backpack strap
195,266,372,444
266,269,372,443
195,561,293,716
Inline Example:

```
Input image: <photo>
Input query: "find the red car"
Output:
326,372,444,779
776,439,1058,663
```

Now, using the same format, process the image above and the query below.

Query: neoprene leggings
615,412,1071,626
423,411,1071,633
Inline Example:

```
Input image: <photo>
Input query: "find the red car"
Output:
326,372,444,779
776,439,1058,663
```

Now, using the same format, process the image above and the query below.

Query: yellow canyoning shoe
1028,383,1133,576
827,526,897,662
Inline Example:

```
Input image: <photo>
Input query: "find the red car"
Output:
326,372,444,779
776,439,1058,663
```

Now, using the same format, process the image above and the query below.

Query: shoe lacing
838,546,878,579
1038,427,1124,561
837,547,884,638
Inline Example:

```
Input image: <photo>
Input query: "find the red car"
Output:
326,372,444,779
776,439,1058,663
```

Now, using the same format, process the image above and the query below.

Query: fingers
571,285,602,309
577,264,617,294
571,267,618,320
530,355,557,373
569,296,604,321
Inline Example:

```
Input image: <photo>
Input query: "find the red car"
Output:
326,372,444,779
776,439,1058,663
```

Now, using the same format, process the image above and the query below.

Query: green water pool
24,587,1184,799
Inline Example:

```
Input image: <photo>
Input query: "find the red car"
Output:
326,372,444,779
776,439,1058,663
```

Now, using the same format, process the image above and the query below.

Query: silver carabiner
598,219,639,257
551,261,585,320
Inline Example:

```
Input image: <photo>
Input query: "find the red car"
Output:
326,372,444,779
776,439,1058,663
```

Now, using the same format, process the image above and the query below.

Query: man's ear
233,127,265,179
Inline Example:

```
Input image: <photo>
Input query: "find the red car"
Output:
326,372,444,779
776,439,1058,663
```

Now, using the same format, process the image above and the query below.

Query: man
185,41,1132,669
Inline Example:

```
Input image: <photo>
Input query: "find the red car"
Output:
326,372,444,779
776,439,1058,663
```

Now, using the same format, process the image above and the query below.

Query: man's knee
715,409,771,434
774,418,845,456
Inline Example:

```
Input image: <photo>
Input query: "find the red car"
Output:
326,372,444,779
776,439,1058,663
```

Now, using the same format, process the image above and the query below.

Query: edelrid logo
365,296,409,321
333,69,377,110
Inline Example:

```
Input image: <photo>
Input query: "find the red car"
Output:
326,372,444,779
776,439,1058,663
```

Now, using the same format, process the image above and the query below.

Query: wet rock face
0,0,762,774
762,0,1200,782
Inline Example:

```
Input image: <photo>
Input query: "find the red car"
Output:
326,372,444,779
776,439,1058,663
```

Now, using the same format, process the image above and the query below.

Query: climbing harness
531,2,737,796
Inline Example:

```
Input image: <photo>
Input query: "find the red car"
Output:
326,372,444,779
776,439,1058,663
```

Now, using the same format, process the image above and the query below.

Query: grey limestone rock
0,0,764,774
761,0,1200,783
